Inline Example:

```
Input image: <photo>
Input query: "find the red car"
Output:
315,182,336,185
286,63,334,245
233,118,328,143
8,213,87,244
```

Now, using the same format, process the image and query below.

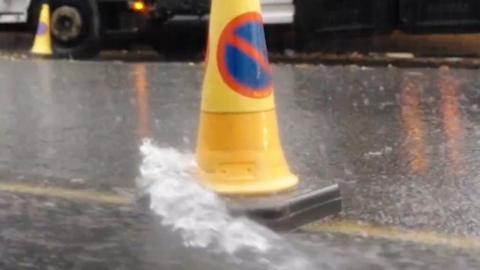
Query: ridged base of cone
31,42,53,56
31,50,53,57
196,110,299,195
198,170,298,195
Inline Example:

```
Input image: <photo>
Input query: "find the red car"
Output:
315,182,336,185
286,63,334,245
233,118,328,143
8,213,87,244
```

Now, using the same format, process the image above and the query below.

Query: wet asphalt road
1,59,480,269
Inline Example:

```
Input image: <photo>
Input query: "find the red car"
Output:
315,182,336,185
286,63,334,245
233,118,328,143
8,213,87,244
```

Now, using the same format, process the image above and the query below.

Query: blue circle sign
217,12,273,98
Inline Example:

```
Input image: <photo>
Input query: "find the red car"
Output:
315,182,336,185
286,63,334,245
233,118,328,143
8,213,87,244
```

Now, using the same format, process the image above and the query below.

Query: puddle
136,140,470,270
137,139,314,270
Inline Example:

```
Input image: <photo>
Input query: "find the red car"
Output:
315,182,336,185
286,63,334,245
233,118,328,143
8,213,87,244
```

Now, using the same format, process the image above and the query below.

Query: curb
0,32,32,51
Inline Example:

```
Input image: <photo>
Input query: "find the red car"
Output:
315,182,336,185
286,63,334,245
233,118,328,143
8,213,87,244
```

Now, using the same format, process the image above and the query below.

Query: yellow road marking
306,219,480,250
0,182,479,251
0,183,133,205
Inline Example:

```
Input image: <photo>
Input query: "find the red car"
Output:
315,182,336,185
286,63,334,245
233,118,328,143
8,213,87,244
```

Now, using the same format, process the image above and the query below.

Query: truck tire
50,0,101,59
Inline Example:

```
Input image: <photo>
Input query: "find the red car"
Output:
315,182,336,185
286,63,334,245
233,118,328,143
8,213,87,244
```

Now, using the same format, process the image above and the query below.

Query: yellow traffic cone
196,0,298,195
31,4,53,56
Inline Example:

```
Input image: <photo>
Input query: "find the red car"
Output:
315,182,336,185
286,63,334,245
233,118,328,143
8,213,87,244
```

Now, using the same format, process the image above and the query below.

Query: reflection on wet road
400,73,429,174
439,73,465,173
0,59,480,269
133,64,152,139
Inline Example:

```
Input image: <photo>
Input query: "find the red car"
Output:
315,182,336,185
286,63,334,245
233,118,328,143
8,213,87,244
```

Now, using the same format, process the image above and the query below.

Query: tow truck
0,0,294,58
2,0,477,58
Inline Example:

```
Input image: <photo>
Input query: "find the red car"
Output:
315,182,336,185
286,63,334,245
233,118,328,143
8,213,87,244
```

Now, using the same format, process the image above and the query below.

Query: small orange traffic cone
196,0,298,195
31,4,53,56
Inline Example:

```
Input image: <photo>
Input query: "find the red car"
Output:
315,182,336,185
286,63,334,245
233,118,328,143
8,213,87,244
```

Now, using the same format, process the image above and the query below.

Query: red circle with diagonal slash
217,12,273,99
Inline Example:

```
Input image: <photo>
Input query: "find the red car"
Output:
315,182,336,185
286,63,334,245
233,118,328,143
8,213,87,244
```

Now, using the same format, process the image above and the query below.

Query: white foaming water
137,139,314,270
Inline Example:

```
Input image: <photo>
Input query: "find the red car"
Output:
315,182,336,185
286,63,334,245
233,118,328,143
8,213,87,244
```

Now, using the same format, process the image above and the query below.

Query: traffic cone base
199,174,298,195
31,4,53,56
197,110,298,195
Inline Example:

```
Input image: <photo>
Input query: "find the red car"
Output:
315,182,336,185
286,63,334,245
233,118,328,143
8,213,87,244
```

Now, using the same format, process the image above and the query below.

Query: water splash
137,139,314,270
